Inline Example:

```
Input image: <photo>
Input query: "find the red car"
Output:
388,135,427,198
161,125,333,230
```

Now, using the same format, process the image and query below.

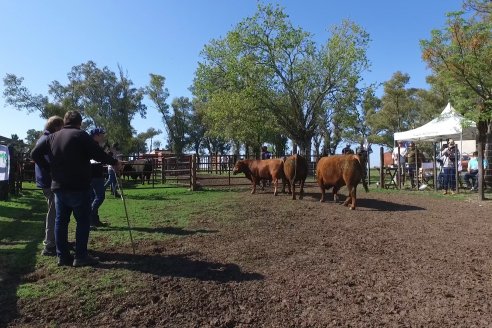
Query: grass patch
3,183,237,319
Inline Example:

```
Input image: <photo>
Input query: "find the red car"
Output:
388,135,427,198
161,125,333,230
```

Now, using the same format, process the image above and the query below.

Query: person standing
89,128,108,229
35,116,64,256
440,139,460,195
464,151,488,191
104,144,120,198
31,111,120,267
341,144,354,155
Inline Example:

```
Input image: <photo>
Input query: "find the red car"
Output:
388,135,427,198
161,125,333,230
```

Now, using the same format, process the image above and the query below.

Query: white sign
0,145,10,181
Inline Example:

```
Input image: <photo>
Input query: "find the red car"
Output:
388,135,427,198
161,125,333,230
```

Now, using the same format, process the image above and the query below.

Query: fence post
190,154,197,191
379,146,384,188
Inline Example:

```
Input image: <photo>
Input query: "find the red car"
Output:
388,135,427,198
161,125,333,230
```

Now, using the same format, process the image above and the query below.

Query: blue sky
0,0,463,150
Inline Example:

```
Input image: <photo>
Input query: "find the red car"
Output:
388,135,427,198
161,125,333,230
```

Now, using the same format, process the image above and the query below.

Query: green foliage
421,4,492,139
3,62,148,153
193,3,371,155
24,129,43,151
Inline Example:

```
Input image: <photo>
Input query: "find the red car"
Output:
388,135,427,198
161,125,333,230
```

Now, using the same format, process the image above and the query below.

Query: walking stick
115,175,136,255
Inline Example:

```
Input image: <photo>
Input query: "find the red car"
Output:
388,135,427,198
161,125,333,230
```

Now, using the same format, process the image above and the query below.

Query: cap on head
90,128,105,136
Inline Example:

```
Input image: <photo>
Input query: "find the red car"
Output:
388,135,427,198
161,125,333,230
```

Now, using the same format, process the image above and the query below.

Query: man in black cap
342,144,354,155
32,111,120,267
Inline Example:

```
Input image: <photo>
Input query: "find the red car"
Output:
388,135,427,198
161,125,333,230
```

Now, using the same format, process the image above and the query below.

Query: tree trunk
483,125,492,200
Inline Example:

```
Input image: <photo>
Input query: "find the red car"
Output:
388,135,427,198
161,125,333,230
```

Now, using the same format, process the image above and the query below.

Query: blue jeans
54,189,91,259
90,178,106,224
443,167,456,191
104,168,118,194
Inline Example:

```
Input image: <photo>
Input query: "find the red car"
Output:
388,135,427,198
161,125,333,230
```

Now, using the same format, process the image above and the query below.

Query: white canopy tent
394,103,477,142
392,103,477,192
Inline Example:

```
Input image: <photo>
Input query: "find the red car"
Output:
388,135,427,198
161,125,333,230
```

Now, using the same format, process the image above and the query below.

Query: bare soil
8,186,492,327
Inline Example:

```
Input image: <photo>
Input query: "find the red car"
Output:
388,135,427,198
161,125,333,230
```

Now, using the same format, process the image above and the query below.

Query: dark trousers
443,167,456,191
464,171,478,189
90,178,105,224
54,189,91,259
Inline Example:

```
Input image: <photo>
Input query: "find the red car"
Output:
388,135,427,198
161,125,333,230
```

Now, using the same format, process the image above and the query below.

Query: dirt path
11,187,492,327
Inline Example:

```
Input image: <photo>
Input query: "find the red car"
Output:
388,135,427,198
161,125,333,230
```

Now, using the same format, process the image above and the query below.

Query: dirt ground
8,185,492,327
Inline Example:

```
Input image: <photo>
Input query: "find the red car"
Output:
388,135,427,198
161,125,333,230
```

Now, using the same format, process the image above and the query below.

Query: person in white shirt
392,141,407,166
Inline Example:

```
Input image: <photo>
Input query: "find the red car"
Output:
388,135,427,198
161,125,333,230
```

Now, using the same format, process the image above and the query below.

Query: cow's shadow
298,192,425,212
93,250,264,283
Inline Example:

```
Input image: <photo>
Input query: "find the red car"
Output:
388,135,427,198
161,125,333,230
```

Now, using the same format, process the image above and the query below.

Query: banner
0,145,10,181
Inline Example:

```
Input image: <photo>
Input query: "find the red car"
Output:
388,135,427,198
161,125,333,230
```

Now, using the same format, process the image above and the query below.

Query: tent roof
394,103,477,142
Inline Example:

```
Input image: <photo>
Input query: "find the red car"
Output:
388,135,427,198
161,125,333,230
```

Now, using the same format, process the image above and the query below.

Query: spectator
440,139,460,195
35,116,64,256
464,151,488,191
104,145,120,198
261,146,272,160
31,111,120,267
392,141,407,167
341,144,354,155
405,142,425,188
89,128,108,230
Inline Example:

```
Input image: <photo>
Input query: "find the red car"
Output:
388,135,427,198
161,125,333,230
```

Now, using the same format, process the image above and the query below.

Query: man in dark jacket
31,111,120,267
35,116,64,256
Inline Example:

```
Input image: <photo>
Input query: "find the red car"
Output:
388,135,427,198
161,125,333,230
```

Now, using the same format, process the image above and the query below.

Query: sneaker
442,190,448,195
90,225,98,231
41,247,57,256
93,220,108,227
57,255,74,267
451,191,456,195
73,255,99,267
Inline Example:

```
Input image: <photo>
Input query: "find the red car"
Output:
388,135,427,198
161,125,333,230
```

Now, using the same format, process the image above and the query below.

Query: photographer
440,139,460,195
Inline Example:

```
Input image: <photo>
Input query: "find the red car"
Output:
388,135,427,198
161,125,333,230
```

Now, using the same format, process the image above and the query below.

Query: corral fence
17,153,323,191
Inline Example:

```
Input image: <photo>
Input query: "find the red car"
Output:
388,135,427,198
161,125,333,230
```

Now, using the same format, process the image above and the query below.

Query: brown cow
316,154,369,210
233,159,285,195
282,154,308,200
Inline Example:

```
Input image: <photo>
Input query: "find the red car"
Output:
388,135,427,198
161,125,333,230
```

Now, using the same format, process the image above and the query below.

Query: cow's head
232,160,246,175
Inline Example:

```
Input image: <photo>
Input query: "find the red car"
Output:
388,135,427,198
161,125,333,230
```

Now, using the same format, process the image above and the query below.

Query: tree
25,129,43,151
187,99,207,155
421,1,492,199
153,140,162,150
3,61,147,153
193,3,370,156
138,128,162,152
167,97,192,156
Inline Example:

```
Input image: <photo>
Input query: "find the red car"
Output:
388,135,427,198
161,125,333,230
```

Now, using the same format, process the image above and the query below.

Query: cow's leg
251,178,257,194
291,181,296,200
299,179,305,200
343,185,352,207
273,178,279,196
333,186,340,203
319,184,325,202
350,187,357,210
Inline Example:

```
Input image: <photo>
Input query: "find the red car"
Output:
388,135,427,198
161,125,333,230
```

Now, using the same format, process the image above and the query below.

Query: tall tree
193,3,370,156
369,72,416,147
421,1,492,199
3,61,147,152
25,129,43,151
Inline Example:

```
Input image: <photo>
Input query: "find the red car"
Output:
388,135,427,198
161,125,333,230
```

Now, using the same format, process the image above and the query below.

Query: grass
1,182,241,324
1,180,490,325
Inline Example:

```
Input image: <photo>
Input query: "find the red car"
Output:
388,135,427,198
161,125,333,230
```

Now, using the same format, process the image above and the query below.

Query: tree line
3,1,491,160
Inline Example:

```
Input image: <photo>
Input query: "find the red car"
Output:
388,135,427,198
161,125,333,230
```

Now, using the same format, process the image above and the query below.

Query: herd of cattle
21,153,368,209
232,153,369,210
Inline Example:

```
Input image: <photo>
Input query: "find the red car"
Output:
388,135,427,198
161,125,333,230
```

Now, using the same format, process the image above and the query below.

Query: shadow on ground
98,226,218,236
94,250,264,283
